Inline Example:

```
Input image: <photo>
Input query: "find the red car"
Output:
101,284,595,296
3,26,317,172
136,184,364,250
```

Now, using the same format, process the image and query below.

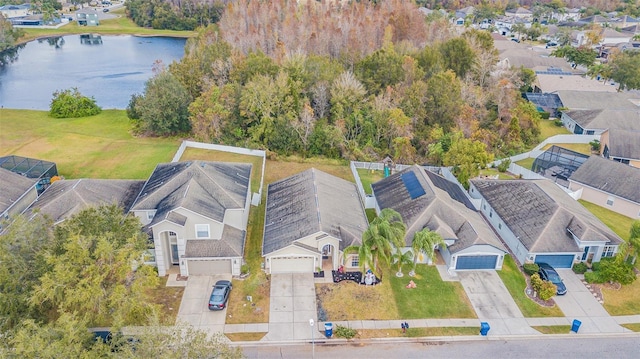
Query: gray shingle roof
569,156,640,204
0,168,36,214
262,168,368,255
372,166,505,254
25,179,144,223
131,161,251,226
557,91,640,110
607,129,640,160
564,109,640,131
471,179,622,254
184,224,245,258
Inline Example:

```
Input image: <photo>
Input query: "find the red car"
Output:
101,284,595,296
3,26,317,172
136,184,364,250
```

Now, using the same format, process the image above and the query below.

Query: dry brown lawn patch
145,276,184,325
226,273,270,324
602,278,640,315
316,279,398,321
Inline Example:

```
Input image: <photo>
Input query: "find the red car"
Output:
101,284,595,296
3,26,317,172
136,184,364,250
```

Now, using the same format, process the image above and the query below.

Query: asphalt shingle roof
372,166,505,254
131,161,251,226
569,156,640,204
564,109,640,132
606,129,640,160
184,225,245,258
471,179,622,253
262,168,368,255
557,91,640,111
0,168,36,214
25,179,144,224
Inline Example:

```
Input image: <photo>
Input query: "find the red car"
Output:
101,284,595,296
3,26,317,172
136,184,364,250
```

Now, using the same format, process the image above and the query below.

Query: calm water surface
0,35,186,110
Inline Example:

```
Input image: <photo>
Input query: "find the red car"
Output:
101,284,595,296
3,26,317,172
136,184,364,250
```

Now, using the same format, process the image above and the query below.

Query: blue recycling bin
325,323,333,338
571,319,581,333
480,322,490,336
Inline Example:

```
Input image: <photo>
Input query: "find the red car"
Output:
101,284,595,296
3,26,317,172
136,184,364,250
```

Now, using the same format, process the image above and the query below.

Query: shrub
523,263,539,276
540,111,550,119
49,88,101,118
599,257,636,285
334,325,356,339
240,264,249,275
497,159,511,173
530,272,543,289
572,262,588,274
584,270,604,283
591,261,602,272
531,273,556,300
589,139,601,152
553,119,563,127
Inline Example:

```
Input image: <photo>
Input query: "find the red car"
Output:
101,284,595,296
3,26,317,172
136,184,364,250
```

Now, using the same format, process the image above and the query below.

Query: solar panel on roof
401,171,426,199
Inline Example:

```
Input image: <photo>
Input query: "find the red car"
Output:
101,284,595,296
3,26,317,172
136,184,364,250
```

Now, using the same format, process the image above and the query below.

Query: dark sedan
208,280,232,310
537,262,567,295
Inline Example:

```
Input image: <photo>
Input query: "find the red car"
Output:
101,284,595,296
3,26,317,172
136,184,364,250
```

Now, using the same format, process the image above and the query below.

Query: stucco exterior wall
569,181,640,219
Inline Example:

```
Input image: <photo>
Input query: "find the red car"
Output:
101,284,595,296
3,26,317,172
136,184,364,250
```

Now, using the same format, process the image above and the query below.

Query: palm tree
408,228,445,277
628,220,640,265
344,208,406,280
392,248,413,277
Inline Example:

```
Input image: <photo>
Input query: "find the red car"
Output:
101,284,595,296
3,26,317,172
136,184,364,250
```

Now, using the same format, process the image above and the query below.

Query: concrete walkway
262,273,319,341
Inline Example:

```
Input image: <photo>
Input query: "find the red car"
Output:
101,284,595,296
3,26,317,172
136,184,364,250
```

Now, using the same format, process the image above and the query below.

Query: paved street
240,335,640,359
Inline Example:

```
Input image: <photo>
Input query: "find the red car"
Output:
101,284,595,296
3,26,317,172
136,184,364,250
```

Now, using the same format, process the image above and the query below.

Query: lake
0,35,186,110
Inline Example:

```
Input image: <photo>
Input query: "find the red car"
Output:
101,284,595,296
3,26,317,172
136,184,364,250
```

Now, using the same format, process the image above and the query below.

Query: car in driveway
537,262,567,295
208,280,232,310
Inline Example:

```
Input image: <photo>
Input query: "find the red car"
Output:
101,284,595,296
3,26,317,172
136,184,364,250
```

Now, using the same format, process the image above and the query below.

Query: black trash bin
325,323,333,338
480,322,490,336
571,319,581,333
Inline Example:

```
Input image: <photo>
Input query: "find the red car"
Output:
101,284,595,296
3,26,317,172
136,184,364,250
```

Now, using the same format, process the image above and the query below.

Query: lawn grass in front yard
224,332,267,341
0,109,179,179
532,325,572,334
497,256,564,317
578,200,634,241
389,265,476,319
145,276,184,325
601,280,640,316
353,327,479,339
621,323,640,332
538,119,570,140
356,168,384,194
227,272,270,324
316,277,399,320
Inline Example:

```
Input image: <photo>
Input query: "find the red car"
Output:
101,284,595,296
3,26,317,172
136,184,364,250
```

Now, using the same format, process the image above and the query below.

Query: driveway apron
553,269,627,333
263,273,319,341
458,271,539,335
176,274,231,334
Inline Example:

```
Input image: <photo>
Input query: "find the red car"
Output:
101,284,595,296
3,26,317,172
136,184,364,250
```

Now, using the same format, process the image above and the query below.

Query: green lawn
18,8,195,44
621,323,640,332
532,325,572,334
515,157,535,170
539,119,570,140
0,109,179,179
356,168,384,195
497,256,564,317
542,143,592,155
579,200,634,241
479,168,516,180
355,327,479,338
389,265,477,319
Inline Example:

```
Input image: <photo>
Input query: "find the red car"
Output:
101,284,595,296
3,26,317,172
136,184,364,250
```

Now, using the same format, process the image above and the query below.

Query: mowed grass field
0,109,180,179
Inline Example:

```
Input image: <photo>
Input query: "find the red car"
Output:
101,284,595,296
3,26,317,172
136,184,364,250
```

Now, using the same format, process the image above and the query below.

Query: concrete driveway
263,273,318,341
458,271,539,335
176,274,232,334
554,269,627,333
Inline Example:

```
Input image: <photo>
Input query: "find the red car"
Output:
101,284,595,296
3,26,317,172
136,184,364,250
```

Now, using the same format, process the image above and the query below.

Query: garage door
187,259,231,275
535,255,574,269
455,255,498,270
270,257,314,274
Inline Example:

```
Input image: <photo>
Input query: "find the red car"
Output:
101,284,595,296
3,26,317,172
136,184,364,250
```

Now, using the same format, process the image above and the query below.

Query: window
351,255,359,267
498,223,502,230
606,197,614,206
489,210,493,218
147,211,155,220
602,246,616,258
483,204,486,210
195,224,210,239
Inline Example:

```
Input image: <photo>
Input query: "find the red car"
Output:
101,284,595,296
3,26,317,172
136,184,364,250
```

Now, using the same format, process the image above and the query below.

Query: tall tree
31,205,159,327
609,51,640,91
439,38,476,79
409,228,445,277
345,208,406,280
627,220,640,265
443,131,493,188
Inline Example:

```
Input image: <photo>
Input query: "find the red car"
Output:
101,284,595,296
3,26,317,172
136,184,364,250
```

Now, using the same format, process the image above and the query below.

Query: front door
581,246,590,261
169,231,179,265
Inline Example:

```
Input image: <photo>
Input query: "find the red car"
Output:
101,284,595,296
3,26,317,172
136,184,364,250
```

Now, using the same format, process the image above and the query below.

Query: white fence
172,140,266,205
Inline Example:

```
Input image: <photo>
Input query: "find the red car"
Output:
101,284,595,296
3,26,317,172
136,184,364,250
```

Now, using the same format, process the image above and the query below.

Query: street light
309,318,315,359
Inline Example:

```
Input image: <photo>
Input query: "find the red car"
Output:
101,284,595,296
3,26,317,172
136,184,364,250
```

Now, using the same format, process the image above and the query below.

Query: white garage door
188,259,231,275
270,257,314,274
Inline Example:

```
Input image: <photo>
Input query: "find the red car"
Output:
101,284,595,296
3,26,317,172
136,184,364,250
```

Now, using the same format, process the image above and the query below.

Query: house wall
568,180,640,219
297,231,341,270
469,183,530,264
153,221,184,276
599,130,610,157
223,208,246,231
264,245,320,273
440,246,453,269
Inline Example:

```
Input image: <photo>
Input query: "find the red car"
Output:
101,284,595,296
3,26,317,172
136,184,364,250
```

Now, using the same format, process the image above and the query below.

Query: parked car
537,262,567,295
510,38,520,43
208,280,232,310
546,41,558,48
103,8,109,12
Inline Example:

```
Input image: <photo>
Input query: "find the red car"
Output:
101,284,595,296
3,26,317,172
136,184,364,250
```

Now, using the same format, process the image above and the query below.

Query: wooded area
130,0,541,186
